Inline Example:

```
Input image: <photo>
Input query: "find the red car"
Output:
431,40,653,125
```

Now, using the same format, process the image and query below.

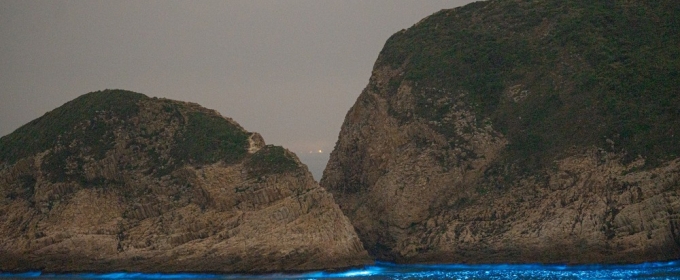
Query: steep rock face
321,0,680,263
0,90,370,272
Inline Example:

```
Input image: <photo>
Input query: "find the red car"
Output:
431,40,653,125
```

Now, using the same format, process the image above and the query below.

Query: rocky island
321,0,680,264
1,0,680,274
0,90,370,273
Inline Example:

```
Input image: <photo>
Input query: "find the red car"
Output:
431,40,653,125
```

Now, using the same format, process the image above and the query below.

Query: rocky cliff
0,90,370,273
321,0,680,263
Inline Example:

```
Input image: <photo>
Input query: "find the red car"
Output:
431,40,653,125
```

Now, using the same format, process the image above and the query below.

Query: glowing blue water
3,261,680,279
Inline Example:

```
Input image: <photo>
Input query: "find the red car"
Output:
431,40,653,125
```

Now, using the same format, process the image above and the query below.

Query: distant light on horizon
0,0,478,184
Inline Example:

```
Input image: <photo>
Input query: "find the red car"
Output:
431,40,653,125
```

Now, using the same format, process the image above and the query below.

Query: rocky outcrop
0,90,370,273
321,0,680,263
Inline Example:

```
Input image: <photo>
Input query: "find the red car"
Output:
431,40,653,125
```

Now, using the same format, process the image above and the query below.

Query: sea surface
3,261,680,280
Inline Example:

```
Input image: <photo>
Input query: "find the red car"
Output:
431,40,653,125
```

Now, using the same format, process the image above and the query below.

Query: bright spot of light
318,150,323,153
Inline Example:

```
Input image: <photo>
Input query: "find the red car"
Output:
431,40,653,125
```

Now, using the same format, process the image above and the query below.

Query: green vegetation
0,90,146,182
0,90,146,165
0,88,257,182
245,145,299,178
172,111,249,165
1,88,285,187
378,0,680,171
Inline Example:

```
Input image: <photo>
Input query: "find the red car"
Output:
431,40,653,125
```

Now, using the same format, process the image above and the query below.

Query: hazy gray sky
0,0,476,179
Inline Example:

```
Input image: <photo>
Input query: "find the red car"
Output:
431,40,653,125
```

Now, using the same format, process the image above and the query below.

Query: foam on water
3,261,680,279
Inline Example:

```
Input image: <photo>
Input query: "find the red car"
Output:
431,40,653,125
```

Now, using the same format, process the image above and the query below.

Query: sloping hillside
0,89,370,272
322,0,680,263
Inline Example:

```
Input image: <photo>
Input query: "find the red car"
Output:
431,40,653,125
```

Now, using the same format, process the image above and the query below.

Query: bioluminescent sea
3,261,680,280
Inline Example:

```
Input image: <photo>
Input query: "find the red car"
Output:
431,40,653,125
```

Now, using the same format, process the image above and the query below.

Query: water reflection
3,261,680,279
